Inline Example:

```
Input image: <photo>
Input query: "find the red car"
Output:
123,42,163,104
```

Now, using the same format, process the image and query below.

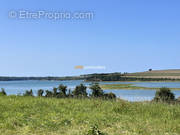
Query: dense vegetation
84,73,180,81
0,76,83,81
0,96,180,135
153,87,176,102
1,83,116,100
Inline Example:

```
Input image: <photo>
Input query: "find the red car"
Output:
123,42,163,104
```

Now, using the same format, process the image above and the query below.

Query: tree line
0,83,116,100
1,84,180,103
1,73,180,82
84,73,180,81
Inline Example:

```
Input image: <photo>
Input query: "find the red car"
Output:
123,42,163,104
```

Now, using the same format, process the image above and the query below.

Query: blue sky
0,0,180,76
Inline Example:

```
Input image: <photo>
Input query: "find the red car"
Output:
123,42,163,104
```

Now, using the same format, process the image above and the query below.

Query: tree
67,89,73,97
154,87,175,102
37,89,44,97
23,89,33,96
0,88,7,96
53,87,58,97
58,84,67,97
90,83,104,98
73,84,87,97
45,90,53,97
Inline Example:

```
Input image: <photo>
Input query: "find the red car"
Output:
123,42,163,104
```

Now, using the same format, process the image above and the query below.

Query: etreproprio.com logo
8,10,94,20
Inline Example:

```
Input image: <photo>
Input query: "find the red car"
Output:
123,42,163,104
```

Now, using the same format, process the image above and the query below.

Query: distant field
125,69,180,79
100,84,180,90
0,96,180,135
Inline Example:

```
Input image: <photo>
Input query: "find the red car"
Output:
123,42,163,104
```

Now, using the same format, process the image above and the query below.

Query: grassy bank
0,96,180,135
100,84,180,90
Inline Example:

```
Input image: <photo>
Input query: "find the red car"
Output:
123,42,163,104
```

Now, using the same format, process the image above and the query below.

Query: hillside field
125,69,180,79
0,96,180,135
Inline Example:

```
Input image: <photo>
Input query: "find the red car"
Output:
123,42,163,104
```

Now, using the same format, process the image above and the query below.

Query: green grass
0,96,180,135
100,84,180,90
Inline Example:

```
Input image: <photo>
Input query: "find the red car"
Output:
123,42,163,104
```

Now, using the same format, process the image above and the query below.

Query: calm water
1,80,180,102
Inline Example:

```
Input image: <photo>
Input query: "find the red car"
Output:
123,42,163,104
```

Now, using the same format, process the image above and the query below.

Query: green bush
52,87,58,97
73,84,87,97
67,89,73,97
45,90,53,97
154,87,175,102
37,89,44,97
23,89,34,96
58,84,67,97
104,92,116,100
90,83,104,98
0,88,7,96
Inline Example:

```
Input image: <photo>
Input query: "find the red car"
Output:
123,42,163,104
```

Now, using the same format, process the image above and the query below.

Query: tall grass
0,96,180,135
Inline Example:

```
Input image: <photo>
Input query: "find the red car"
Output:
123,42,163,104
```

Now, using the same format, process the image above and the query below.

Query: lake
0,80,180,101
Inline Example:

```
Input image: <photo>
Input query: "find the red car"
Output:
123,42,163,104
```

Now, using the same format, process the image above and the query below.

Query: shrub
45,90,53,98
86,125,107,135
154,87,175,102
73,84,87,97
104,92,116,100
90,83,104,98
53,87,58,97
23,89,34,96
0,88,7,96
67,89,73,97
37,89,44,97
58,84,67,97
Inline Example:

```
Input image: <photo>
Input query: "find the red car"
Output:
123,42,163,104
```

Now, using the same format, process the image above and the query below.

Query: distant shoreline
1,69,180,81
